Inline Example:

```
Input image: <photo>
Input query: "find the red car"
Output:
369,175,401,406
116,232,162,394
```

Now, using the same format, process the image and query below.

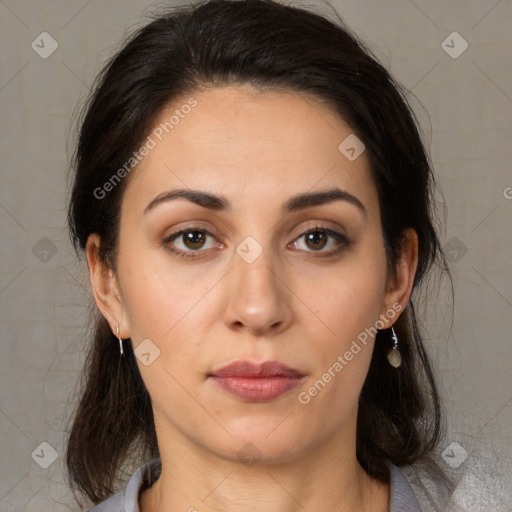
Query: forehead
122,85,379,219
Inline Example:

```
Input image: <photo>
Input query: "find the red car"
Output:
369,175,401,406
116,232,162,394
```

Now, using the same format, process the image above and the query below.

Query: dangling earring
387,326,401,368
116,325,124,356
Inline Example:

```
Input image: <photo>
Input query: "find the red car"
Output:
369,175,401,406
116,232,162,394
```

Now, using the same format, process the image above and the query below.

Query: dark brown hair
66,0,452,506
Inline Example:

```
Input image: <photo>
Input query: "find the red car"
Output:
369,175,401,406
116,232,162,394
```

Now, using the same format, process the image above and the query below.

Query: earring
387,326,401,368
116,325,124,356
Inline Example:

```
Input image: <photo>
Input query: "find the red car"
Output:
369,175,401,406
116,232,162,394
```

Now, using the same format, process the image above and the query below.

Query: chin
206,420,314,466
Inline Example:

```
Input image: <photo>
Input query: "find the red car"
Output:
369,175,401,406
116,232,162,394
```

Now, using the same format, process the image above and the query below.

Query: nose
222,248,293,336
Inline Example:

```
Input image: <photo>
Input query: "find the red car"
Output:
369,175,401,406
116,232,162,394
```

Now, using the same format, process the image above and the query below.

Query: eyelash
162,225,350,260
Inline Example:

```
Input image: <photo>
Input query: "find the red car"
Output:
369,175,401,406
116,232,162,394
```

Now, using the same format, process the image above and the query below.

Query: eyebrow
144,187,366,216
144,189,228,214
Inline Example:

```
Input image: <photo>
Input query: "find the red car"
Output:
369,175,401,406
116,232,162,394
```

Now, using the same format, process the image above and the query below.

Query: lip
208,360,306,402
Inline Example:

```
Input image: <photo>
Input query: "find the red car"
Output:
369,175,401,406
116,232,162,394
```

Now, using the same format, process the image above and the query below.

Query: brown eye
164,228,220,257
182,230,206,250
290,226,350,255
305,230,328,250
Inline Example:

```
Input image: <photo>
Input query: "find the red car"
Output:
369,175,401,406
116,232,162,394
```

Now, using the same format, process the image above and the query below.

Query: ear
380,228,419,326
85,234,131,338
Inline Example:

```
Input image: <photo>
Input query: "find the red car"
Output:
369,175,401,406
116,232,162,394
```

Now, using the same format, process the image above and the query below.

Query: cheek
118,244,218,341
293,283,381,431
303,278,382,374
291,250,387,400
293,253,387,341
116,245,224,408
117,249,218,416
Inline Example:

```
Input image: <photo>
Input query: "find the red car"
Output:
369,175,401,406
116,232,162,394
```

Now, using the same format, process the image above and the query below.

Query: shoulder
388,461,423,512
88,491,124,512
88,459,162,512
389,459,469,512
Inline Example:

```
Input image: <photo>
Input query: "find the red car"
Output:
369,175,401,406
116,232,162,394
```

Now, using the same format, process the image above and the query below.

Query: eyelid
162,222,222,244
163,227,222,253
162,222,350,259
289,224,350,253
289,221,348,241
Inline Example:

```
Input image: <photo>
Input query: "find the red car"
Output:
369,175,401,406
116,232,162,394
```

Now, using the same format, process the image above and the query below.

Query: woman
66,1,454,510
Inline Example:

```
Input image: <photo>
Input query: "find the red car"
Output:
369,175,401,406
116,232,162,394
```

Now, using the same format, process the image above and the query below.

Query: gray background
1,0,511,510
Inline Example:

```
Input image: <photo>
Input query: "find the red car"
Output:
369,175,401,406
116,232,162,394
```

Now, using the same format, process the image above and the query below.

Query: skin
87,84,418,512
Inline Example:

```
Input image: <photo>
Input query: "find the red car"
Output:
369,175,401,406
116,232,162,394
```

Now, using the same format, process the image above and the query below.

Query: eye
290,226,349,254
163,225,349,260
164,228,222,257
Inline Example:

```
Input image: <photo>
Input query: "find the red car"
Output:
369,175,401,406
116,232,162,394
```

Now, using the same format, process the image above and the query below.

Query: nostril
271,321,281,329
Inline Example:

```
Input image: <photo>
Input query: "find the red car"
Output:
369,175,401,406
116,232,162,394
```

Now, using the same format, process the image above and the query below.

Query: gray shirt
89,458,421,512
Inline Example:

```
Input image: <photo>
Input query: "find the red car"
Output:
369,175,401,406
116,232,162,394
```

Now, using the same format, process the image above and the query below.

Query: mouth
208,360,306,402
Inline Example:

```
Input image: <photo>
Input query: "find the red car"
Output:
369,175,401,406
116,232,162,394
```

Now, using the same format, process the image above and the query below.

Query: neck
139,416,389,512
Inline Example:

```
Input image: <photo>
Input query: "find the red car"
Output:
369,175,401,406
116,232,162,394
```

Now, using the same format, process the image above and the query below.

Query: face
89,84,416,465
